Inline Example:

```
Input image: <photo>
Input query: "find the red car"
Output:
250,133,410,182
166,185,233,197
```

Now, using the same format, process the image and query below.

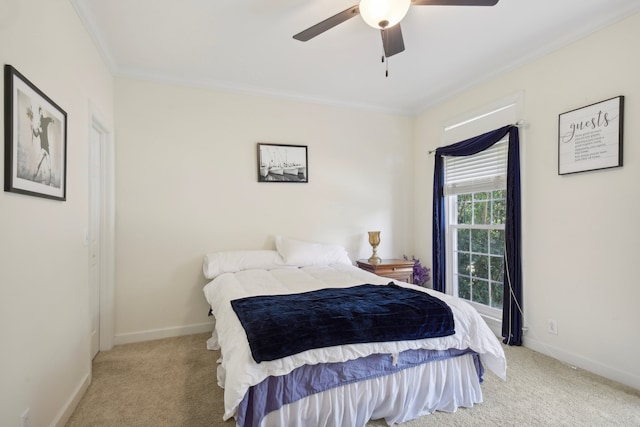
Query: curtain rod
428,120,526,155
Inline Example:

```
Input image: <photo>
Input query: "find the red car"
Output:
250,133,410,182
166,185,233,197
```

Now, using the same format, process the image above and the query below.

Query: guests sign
558,96,624,175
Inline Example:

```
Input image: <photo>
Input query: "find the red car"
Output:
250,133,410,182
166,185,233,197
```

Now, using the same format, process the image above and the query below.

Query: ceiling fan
293,0,499,59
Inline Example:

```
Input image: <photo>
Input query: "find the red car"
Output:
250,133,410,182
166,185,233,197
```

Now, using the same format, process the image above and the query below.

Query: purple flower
403,255,431,286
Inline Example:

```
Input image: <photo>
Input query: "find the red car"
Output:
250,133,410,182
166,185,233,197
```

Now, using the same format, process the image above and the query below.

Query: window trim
441,94,522,320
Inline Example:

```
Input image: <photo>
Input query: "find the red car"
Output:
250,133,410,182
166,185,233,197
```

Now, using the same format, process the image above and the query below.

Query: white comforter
203,264,506,421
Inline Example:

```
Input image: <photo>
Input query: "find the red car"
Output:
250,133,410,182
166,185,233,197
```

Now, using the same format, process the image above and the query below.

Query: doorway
88,113,115,358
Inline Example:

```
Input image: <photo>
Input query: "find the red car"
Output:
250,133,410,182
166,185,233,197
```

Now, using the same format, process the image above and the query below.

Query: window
445,142,507,317
453,192,505,306
440,94,521,319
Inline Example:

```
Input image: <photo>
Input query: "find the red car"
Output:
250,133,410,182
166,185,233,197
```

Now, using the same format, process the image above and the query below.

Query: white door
89,125,102,359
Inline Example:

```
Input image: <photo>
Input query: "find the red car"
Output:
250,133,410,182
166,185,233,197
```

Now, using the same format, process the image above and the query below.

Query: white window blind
443,139,507,195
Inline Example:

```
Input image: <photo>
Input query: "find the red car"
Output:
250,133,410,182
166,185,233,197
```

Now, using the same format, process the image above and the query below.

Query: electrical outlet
21,408,31,427
547,319,558,335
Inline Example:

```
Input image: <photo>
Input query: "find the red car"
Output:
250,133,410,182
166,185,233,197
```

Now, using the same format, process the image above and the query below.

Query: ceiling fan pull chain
382,49,389,77
379,28,391,77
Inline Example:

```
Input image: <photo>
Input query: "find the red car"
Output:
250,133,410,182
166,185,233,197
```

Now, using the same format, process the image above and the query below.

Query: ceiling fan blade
293,6,360,42
411,0,499,6
381,24,405,57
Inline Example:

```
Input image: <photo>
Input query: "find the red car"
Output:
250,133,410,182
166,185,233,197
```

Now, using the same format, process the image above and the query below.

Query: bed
203,237,506,427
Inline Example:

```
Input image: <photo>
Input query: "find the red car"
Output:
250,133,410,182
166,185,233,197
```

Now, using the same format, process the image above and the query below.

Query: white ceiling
71,0,640,115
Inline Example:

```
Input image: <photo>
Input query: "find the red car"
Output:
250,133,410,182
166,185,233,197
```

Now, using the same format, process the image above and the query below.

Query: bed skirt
255,352,483,427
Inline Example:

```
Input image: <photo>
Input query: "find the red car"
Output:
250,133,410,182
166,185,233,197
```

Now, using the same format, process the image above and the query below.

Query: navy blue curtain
432,125,523,346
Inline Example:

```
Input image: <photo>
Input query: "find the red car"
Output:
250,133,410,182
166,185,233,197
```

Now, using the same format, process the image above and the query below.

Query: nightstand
356,259,415,284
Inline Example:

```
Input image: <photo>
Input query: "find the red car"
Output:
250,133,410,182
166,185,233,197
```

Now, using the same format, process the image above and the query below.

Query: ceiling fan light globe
359,0,411,29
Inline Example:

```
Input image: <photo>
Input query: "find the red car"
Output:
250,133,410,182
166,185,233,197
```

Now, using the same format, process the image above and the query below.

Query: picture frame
558,96,623,175
4,65,67,200
257,143,308,183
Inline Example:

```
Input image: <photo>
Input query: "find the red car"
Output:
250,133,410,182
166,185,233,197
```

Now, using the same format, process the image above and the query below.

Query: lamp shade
359,0,411,29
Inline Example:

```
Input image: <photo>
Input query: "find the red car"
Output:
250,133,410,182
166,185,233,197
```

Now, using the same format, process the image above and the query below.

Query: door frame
89,105,115,352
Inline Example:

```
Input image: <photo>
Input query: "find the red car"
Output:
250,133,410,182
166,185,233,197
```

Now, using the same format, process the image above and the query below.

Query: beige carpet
66,333,640,426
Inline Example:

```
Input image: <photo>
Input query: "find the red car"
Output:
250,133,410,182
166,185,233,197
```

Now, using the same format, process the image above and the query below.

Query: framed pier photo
257,143,308,183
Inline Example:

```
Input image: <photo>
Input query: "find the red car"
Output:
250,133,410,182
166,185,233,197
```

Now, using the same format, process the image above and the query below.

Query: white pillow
202,250,286,279
275,236,352,267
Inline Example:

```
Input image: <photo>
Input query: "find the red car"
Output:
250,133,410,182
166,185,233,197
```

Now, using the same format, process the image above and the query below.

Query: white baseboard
478,316,639,391
114,322,214,345
51,373,91,427
50,323,213,426
524,336,640,391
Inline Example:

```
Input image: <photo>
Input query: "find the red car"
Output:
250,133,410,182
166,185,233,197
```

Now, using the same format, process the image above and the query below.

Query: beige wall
0,0,114,426
2,2,639,424
113,78,415,342
413,12,640,389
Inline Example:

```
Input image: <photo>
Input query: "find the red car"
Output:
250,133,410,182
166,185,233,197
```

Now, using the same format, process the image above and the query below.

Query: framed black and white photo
558,96,623,175
257,143,308,183
4,65,67,200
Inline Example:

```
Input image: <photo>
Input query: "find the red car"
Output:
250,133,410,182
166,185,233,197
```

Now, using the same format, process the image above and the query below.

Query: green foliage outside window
454,190,505,310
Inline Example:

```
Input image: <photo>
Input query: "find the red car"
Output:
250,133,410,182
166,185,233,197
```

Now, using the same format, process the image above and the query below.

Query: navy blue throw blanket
230,283,455,363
